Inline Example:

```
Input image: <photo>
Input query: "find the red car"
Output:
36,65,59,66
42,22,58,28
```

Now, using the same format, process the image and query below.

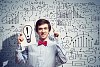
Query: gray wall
0,0,100,67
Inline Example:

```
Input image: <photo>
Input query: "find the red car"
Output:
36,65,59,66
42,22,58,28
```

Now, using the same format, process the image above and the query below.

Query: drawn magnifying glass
23,25,32,43
87,55,96,64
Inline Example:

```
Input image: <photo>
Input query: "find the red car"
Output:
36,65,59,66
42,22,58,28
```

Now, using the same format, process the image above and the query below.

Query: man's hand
52,27,59,37
18,34,24,44
54,32,59,37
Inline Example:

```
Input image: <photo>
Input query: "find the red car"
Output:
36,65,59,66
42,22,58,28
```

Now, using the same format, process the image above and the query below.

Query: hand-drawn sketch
0,0,100,67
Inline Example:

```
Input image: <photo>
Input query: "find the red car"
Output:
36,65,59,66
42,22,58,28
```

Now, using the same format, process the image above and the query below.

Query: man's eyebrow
38,28,42,29
44,27,47,28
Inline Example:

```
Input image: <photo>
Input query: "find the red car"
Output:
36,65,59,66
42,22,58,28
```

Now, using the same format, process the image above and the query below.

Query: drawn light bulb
23,25,32,43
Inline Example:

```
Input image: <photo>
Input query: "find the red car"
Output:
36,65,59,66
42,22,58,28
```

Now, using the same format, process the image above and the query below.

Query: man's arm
56,39,67,66
15,45,28,64
53,32,67,66
53,30,67,66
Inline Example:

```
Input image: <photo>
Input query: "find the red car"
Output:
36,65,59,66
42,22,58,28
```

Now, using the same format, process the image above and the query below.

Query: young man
16,19,67,67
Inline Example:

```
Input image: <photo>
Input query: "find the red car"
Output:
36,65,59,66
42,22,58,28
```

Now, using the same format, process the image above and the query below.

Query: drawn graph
70,32,93,48
0,0,100,67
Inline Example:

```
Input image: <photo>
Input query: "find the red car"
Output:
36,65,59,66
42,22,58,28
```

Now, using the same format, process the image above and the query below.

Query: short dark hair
35,19,51,32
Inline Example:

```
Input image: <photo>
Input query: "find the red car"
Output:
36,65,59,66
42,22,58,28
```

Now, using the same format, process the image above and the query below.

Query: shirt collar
38,37,49,42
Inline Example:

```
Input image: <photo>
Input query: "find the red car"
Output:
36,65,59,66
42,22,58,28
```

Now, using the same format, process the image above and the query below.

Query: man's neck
39,37,49,42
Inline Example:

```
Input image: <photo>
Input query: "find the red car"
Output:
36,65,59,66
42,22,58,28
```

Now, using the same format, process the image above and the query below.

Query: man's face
37,24,49,40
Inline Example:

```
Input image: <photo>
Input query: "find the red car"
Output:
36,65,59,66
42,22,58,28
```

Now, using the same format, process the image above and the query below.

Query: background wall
0,0,100,67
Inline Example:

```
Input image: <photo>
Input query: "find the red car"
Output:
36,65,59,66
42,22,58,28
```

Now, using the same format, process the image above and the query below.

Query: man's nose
42,29,45,32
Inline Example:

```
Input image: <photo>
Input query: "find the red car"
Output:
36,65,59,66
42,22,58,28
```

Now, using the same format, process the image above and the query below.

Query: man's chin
41,37,46,39
39,35,45,39
40,35,48,40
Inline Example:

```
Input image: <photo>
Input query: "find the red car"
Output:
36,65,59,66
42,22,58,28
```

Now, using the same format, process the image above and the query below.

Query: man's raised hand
18,34,24,44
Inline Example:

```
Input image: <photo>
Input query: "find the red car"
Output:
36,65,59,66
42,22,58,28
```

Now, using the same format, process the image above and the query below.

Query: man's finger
19,38,23,42
18,34,24,44
20,33,22,36
54,32,59,37
52,27,55,32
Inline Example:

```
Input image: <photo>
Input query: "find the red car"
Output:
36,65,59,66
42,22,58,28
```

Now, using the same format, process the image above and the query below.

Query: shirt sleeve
55,38,67,66
15,44,28,63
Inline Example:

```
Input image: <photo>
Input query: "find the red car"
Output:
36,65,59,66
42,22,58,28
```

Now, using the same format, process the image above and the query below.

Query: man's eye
44,27,48,30
39,28,42,30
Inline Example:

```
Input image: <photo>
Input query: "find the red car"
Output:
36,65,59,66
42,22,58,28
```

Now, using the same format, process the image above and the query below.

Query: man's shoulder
48,39,57,45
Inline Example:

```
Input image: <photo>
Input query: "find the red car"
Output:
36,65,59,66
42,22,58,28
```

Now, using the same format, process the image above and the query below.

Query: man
16,19,67,67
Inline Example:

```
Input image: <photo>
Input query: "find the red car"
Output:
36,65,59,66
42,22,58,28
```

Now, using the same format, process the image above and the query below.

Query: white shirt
16,38,67,67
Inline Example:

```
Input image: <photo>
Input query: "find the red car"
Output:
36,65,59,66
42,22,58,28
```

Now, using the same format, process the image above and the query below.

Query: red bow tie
38,40,47,46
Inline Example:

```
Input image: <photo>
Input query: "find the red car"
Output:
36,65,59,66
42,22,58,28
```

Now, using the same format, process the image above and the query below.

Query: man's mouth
41,34,46,36
40,32,44,34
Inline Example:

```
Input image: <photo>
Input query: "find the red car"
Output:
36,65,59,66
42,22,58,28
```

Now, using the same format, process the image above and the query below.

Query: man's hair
35,19,51,32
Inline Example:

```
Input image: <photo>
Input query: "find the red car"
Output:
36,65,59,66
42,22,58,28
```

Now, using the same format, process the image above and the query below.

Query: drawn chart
0,0,100,67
